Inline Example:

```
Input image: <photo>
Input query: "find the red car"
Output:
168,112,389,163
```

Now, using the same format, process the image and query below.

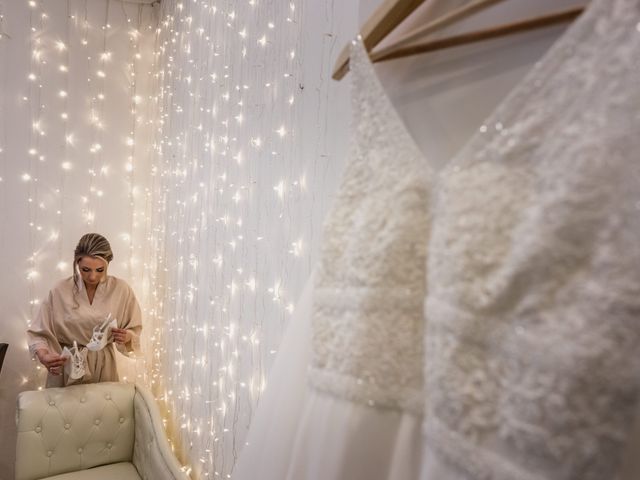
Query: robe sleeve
27,290,62,357
115,283,142,357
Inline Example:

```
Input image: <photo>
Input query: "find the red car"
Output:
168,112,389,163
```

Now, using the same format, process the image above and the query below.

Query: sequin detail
309,38,430,413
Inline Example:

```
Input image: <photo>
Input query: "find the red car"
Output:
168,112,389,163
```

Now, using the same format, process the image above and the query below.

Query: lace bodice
310,0,640,477
422,0,640,478
309,38,431,413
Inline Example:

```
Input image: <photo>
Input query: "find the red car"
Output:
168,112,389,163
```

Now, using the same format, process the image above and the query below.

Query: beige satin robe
28,275,142,388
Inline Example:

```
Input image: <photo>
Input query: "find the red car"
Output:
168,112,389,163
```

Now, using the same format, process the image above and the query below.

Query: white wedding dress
233,26,430,479
233,0,640,478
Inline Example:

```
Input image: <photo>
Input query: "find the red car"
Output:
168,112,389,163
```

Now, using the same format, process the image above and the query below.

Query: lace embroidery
309,38,430,412
424,0,640,478
311,0,640,476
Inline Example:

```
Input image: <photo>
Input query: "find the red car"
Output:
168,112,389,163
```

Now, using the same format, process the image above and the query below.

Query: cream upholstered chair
15,382,189,480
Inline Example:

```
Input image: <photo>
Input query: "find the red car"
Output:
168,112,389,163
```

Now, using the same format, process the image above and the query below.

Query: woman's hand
36,349,67,376
111,327,132,345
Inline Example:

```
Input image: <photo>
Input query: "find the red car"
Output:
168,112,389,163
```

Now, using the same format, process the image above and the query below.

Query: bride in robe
28,233,142,387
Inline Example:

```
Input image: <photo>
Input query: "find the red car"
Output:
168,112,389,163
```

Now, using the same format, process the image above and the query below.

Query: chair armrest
132,384,190,480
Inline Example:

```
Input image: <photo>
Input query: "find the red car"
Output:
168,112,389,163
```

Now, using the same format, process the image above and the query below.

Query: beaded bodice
423,0,640,478
309,37,430,413
311,0,640,477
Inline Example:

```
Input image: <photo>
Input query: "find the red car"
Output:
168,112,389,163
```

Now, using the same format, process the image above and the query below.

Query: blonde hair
72,233,113,308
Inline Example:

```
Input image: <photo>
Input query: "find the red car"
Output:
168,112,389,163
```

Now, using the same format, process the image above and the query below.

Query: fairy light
24,0,47,342
274,180,285,199
0,0,165,413
137,0,315,477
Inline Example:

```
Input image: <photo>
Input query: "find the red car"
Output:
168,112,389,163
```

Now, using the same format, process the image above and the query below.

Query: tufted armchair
15,382,189,480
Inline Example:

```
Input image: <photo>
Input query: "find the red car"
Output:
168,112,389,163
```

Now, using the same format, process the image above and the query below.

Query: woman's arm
28,290,66,374
34,348,67,375
114,282,142,356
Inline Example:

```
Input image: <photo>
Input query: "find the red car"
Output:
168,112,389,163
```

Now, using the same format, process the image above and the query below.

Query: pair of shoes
62,341,87,380
86,313,118,352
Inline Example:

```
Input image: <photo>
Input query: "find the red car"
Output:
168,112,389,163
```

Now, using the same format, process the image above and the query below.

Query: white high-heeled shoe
86,313,117,352
61,341,87,380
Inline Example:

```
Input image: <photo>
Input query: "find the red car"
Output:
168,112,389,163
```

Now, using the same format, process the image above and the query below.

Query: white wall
0,0,157,476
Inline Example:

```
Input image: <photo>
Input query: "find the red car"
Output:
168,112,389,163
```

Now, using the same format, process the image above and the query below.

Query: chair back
15,382,136,480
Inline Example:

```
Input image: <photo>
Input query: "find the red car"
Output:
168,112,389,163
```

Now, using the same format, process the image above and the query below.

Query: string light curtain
0,0,354,476
140,1,319,477
0,0,157,475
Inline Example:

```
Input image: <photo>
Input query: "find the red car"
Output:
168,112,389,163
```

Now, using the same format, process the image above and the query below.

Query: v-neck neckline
353,0,595,180
86,287,97,305
83,277,106,306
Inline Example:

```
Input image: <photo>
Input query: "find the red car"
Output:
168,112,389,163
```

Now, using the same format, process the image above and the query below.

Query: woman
28,233,142,387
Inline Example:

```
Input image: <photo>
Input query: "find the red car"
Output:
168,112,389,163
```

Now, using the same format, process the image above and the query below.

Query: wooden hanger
332,0,428,81
371,6,584,64
333,0,509,80
371,0,509,56
332,0,585,80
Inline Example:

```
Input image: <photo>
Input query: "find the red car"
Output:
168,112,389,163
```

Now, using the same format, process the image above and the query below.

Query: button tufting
47,451,53,457
107,443,112,448
49,401,55,406
119,417,125,423
105,394,111,400
64,423,70,429
35,426,41,433
94,419,101,425
80,397,86,403
77,448,83,454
